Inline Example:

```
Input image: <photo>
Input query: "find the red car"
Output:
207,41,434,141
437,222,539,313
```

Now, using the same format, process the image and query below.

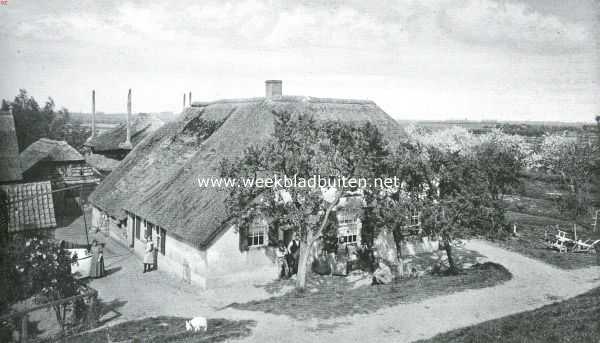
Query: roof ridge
191,96,375,107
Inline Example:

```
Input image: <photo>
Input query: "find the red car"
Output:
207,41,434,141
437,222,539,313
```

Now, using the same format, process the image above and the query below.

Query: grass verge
416,286,600,343
48,317,256,343
228,262,512,320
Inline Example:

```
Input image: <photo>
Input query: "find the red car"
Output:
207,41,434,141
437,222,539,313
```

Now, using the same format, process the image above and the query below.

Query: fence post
87,292,98,329
21,314,28,343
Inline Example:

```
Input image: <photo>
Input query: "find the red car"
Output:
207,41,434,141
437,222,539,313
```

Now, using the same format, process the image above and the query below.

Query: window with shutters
247,219,268,247
337,211,359,245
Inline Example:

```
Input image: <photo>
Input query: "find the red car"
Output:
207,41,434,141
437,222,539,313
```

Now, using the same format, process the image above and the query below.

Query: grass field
498,169,600,269
417,286,600,343
499,212,600,270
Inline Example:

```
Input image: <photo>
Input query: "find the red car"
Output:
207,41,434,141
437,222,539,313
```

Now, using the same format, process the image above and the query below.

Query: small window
407,208,421,227
338,232,358,244
337,211,356,226
247,220,268,247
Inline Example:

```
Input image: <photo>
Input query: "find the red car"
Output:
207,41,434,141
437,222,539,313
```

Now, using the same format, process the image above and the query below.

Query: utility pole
80,184,90,247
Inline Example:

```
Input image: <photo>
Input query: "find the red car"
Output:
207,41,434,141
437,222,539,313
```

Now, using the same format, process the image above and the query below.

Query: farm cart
545,230,575,253
545,228,600,254
572,239,600,253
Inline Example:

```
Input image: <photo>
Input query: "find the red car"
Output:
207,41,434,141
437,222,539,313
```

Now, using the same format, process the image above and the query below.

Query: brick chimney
265,80,282,98
91,90,96,139
119,89,133,149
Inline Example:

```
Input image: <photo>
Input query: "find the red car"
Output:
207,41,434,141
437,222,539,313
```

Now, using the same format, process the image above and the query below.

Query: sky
0,0,598,122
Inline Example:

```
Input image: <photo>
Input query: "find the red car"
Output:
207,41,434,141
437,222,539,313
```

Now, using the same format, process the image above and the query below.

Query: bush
353,246,376,273
311,255,332,275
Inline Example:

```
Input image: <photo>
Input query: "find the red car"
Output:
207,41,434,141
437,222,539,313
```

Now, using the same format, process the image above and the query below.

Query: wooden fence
0,287,98,343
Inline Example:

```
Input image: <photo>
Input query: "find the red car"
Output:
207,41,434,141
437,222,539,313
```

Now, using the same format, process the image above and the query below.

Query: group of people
88,236,158,277
143,236,159,273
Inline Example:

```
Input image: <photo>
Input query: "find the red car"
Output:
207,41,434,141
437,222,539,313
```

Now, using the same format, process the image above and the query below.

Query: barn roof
84,113,164,152
89,95,406,248
85,153,120,173
0,181,56,232
20,138,84,173
0,110,23,182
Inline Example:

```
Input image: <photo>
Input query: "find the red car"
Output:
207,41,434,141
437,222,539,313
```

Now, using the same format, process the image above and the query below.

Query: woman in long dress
89,240,105,278
143,238,154,273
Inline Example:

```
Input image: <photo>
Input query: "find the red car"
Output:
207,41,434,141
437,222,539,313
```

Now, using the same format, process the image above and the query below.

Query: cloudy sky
0,0,598,122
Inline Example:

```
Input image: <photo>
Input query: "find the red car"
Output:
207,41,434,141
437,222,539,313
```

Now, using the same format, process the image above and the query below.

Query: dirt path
88,238,600,342
86,234,290,325
219,239,600,343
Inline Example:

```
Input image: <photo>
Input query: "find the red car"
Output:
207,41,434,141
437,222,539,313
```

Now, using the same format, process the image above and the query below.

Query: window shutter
239,226,249,251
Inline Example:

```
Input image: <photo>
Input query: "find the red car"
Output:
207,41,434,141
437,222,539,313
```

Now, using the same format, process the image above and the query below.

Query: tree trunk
392,227,404,278
296,231,313,290
295,193,341,290
443,240,459,275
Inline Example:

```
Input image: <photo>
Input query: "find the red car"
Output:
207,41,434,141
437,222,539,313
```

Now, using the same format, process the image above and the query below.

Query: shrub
353,246,376,273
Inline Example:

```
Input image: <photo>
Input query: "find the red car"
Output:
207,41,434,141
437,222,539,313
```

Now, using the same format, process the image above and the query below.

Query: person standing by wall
89,240,105,278
143,237,154,273
287,233,301,275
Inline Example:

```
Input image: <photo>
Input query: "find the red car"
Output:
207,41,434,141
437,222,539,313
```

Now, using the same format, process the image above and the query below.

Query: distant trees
473,131,528,200
3,89,90,151
533,133,597,216
497,122,584,137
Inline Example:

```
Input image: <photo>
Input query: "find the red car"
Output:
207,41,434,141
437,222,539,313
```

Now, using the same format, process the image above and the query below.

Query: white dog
185,316,207,332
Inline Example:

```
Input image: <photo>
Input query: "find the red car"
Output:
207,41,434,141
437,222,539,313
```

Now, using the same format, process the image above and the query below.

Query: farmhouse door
283,230,294,247
160,228,166,255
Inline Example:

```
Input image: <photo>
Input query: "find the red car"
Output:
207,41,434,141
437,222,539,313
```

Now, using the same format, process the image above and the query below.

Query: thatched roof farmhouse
89,81,406,287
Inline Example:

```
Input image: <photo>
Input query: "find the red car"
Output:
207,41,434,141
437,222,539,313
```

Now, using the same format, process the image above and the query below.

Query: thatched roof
0,181,56,232
89,96,406,247
85,153,120,173
84,113,164,152
0,110,23,182
20,138,84,173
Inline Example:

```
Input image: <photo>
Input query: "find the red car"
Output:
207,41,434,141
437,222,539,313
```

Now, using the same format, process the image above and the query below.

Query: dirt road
222,240,600,343
89,238,600,342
